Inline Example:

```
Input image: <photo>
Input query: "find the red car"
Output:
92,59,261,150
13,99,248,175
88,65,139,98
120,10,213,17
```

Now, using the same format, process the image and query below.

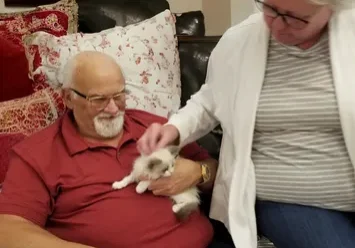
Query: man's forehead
74,65,124,89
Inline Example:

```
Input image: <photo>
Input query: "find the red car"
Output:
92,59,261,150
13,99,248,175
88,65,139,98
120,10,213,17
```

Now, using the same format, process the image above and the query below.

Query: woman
138,0,355,247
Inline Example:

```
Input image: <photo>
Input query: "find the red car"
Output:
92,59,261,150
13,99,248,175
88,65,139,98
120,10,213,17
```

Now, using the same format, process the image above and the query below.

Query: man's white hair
62,55,77,89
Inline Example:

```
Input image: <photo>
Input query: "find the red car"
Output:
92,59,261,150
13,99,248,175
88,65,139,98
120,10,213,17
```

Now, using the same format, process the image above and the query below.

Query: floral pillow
23,10,181,118
0,0,78,102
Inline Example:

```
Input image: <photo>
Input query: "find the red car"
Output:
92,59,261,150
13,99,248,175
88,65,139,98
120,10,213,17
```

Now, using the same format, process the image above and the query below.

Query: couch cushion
175,11,205,36
74,0,204,36
24,10,181,118
77,0,169,33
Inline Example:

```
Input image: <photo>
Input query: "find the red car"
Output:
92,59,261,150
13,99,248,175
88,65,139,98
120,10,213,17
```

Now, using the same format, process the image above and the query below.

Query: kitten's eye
148,158,163,170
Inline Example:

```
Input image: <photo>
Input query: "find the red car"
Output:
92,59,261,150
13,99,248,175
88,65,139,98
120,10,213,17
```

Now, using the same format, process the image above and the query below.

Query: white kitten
112,146,200,220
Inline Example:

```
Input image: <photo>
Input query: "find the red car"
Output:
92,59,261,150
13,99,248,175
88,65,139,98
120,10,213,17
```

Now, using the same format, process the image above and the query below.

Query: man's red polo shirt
0,109,213,248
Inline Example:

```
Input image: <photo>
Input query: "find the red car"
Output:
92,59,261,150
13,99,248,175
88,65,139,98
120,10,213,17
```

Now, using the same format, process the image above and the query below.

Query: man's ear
167,145,180,157
62,89,74,109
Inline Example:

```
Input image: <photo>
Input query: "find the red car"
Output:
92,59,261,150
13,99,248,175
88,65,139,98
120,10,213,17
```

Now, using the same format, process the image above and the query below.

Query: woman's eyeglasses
255,0,309,29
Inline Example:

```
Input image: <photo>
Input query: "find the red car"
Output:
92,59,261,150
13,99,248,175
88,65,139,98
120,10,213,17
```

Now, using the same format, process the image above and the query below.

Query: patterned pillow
0,88,65,135
0,0,78,102
23,10,181,118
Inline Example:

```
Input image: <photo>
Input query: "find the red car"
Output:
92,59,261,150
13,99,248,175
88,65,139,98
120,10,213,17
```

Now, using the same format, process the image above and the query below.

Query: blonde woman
138,0,355,247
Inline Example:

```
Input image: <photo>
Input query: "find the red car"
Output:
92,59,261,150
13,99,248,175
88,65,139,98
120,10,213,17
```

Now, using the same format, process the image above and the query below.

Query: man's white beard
94,112,124,138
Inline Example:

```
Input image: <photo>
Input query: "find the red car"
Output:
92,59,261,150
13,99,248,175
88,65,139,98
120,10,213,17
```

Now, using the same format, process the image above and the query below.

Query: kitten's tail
175,202,199,221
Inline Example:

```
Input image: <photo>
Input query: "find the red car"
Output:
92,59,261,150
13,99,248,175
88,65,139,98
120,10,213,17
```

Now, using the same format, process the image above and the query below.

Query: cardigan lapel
228,17,270,248
329,9,355,167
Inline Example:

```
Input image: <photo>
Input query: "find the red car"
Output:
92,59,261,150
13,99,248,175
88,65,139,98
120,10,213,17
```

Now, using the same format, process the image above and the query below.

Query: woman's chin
273,34,299,46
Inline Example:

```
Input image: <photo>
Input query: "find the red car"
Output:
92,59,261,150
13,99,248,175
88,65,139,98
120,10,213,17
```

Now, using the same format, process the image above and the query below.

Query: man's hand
148,157,202,196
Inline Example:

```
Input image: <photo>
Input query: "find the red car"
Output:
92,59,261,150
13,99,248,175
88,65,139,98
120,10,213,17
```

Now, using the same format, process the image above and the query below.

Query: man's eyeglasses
255,0,309,29
71,88,127,111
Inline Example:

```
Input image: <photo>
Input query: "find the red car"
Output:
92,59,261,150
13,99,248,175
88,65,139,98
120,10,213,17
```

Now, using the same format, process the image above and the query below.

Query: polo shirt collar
61,111,137,156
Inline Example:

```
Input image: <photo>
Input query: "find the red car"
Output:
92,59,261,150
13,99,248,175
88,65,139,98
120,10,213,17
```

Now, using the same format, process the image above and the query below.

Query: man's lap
256,200,355,248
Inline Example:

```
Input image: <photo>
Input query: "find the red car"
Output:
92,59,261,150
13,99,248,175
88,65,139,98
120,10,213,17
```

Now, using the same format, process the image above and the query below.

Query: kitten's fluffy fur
112,146,200,220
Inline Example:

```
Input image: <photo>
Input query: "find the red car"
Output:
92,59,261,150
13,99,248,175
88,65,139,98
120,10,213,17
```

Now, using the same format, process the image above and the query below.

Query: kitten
112,146,200,220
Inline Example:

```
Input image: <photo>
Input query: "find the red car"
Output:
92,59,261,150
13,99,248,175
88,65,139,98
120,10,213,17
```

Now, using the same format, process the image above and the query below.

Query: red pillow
0,37,34,102
0,0,78,101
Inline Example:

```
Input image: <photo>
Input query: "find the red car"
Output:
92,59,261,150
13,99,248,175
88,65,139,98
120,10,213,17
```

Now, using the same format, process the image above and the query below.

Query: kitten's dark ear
167,145,180,157
148,158,163,170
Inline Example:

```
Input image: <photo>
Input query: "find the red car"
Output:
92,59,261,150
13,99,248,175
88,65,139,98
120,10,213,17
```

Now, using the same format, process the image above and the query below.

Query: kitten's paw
172,203,184,213
112,181,125,190
173,202,199,221
135,180,150,194
163,170,172,177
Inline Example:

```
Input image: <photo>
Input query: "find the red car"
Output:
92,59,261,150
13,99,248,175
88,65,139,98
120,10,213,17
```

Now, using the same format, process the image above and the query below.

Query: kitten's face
144,146,179,178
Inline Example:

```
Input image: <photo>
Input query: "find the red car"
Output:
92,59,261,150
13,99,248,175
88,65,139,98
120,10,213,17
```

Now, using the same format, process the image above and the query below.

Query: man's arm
196,158,218,193
0,153,94,248
178,141,218,194
0,215,94,248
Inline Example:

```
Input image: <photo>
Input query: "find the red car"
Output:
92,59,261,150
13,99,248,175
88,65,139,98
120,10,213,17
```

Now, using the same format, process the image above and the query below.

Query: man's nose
103,99,119,115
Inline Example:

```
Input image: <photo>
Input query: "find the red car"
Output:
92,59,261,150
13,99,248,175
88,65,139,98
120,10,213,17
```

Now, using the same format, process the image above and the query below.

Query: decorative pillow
23,10,181,118
0,0,78,44
0,36,34,101
0,0,78,102
0,88,65,135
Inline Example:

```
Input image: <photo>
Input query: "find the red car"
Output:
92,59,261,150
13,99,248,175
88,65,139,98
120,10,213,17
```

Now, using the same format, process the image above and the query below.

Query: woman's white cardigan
168,8,355,248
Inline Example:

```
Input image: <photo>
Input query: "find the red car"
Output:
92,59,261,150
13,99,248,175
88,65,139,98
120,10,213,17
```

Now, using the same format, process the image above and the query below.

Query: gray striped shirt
252,32,355,211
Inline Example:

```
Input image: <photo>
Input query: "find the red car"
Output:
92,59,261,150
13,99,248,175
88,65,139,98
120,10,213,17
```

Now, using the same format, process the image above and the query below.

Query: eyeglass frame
70,88,127,111
255,0,310,29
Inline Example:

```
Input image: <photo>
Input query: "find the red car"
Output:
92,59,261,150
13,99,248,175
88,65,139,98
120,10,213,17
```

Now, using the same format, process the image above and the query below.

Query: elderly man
0,51,221,248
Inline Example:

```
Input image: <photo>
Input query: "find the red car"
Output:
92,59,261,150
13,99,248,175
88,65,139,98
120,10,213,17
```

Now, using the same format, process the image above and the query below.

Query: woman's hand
137,123,180,155
148,157,202,196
